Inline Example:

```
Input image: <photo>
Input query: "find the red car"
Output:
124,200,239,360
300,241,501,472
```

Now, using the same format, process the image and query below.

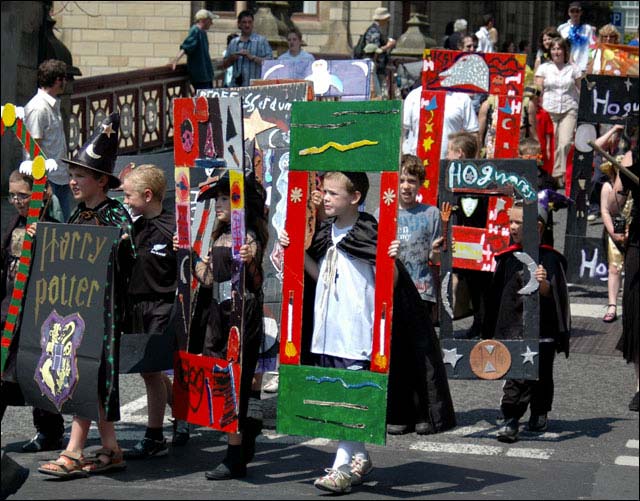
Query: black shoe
124,437,168,459
629,392,639,412
171,419,190,446
386,424,409,435
415,422,434,435
497,418,519,443
21,433,63,453
527,413,548,432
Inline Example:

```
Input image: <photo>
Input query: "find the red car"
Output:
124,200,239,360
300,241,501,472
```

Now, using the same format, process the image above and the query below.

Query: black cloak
482,244,571,357
305,212,457,433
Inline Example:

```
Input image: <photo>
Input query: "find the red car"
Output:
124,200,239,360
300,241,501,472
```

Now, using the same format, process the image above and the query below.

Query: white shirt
24,89,68,185
311,224,375,360
557,20,596,72
403,86,479,159
535,61,581,114
475,26,494,53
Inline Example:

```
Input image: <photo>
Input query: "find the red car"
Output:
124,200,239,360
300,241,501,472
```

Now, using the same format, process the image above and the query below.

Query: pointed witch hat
62,112,122,189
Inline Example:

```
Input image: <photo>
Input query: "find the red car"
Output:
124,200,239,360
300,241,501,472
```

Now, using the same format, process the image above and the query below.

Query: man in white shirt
403,86,479,159
557,1,596,73
475,14,495,53
24,59,73,220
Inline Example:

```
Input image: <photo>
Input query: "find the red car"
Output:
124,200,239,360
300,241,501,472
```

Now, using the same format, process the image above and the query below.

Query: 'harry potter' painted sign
17,223,119,420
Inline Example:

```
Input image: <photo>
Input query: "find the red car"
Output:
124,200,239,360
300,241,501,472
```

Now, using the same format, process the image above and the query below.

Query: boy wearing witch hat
38,113,136,478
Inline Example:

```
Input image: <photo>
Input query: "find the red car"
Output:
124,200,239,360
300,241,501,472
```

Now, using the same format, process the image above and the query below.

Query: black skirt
617,244,639,364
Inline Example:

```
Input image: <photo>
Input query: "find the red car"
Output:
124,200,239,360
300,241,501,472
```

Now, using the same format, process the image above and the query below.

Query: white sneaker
349,454,373,485
314,465,352,493
262,374,279,393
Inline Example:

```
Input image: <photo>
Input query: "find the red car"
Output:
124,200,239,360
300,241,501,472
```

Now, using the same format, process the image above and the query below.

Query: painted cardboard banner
437,159,539,380
289,100,402,173
577,74,639,125
278,99,401,444
16,223,120,420
261,59,373,101
277,365,388,445
172,96,248,432
198,82,312,372
564,235,609,285
173,351,241,433
1,104,49,375
416,50,525,206
421,49,526,96
587,43,639,77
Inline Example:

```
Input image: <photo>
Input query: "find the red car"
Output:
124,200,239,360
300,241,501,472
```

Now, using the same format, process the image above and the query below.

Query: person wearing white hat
172,9,219,91
359,7,396,98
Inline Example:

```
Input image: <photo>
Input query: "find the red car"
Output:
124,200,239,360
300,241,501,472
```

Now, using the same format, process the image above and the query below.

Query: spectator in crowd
457,34,478,52
535,37,582,189
557,1,596,73
534,27,562,73
446,19,468,51
24,59,74,222
403,84,479,161
475,14,496,53
223,10,273,87
279,27,315,64
278,27,315,80
172,9,218,91
441,21,455,49
360,7,396,99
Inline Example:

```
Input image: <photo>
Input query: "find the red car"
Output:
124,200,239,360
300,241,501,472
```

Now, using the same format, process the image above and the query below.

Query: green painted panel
289,101,402,173
277,365,388,445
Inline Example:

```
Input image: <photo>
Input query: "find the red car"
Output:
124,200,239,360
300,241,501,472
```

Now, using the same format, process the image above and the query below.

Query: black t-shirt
128,209,177,296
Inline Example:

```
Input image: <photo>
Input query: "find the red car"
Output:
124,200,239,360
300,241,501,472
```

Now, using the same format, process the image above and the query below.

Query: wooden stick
588,141,639,186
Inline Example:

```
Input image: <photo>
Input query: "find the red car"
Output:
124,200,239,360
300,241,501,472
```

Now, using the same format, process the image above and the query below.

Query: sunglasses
8,193,31,202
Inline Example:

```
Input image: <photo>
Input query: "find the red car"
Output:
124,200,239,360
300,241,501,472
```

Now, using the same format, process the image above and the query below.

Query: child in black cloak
280,171,455,493
483,200,571,443
192,168,268,480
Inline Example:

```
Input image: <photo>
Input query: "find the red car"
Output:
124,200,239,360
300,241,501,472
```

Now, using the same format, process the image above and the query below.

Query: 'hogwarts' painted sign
577,75,639,125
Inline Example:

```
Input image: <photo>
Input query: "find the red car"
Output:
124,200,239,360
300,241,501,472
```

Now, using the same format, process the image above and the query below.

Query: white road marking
614,456,639,467
626,439,639,449
570,302,622,319
409,440,554,459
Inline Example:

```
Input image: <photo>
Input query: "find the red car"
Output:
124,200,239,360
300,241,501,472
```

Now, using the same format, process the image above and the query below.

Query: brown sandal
82,448,126,474
38,450,88,478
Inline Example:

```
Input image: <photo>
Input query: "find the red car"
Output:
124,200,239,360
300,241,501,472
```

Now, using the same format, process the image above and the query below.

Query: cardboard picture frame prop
1,104,49,375
277,100,401,445
171,95,246,433
16,223,120,421
564,75,638,263
417,50,526,205
198,83,313,373
437,158,540,380
261,59,373,101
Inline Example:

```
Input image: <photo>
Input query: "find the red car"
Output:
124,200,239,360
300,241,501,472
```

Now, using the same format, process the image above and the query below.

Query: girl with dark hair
193,170,268,480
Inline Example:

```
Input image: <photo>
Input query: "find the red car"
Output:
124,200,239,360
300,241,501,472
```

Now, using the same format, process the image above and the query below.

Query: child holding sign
38,113,135,478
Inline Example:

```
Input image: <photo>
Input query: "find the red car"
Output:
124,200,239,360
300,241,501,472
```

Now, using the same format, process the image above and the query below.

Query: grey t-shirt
396,204,441,302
